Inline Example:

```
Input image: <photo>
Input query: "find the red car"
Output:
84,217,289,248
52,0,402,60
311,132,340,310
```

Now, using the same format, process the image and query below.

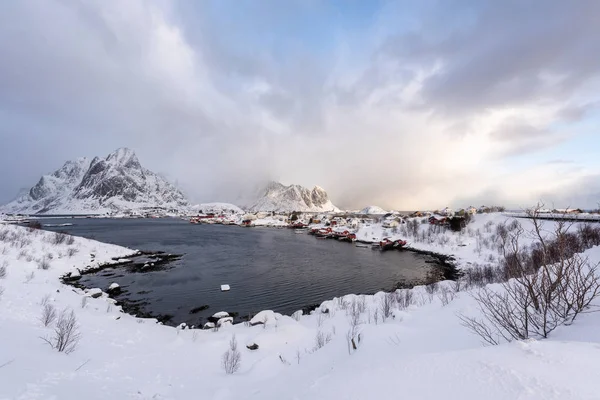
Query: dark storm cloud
381,0,600,114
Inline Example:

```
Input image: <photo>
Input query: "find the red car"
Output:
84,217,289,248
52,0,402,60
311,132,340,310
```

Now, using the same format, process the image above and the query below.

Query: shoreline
56,225,459,328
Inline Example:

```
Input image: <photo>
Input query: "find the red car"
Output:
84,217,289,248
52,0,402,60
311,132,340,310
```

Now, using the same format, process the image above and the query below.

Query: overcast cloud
1,0,599,210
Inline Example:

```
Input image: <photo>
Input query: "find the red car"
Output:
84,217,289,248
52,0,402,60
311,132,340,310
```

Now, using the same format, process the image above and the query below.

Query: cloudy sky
1,0,599,210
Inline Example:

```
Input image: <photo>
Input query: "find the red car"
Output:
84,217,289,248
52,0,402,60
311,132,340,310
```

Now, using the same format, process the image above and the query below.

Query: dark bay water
43,218,433,325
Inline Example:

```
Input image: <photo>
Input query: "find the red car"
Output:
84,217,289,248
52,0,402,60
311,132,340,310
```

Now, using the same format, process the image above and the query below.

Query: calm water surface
43,218,432,325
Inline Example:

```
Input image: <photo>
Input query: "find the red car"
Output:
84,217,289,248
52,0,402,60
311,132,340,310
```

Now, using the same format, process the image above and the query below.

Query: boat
338,232,357,242
315,227,333,238
379,238,395,251
393,239,407,249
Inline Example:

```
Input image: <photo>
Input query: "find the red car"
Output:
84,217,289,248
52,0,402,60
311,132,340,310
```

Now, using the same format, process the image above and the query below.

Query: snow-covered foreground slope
1,221,600,399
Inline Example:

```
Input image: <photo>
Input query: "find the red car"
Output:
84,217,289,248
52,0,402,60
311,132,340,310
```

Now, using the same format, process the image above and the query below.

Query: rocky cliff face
248,181,338,212
1,148,188,214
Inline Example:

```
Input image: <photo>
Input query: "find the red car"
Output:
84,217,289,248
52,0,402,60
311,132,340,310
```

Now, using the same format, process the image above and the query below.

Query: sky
1,0,599,210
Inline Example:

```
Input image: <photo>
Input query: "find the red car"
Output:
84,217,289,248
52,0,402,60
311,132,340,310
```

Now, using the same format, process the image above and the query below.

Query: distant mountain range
1,148,188,215
1,149,339,215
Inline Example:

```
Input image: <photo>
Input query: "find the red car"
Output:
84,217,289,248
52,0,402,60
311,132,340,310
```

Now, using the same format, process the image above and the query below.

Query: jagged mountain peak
1,149,188,215
105,147,140,169
248,181,338,213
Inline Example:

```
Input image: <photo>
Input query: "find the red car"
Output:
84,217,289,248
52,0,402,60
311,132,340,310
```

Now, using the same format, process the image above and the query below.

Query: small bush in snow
40,303,57,327
51,231,69,245
17,249,28,260
0,261,6,279
379,292,395,319
40,294,51,306
395,290,414,310
81,296,88,309
222,335,241,374
425,282,439,295
41,308,81,353
25,271,35,283
37,257,51,270
314,331,332,350
27,221,42,230
0,286,4,300
67,247,79,257
437,286,456,306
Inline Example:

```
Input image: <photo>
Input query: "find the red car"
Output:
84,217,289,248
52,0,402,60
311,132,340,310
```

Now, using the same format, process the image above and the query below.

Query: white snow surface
1,217,600,399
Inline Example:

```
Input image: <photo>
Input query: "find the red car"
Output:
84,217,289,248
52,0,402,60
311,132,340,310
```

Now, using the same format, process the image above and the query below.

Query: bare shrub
17,249,28,260
0,286,4,300
65,235,75,246
51,232,68,245
461,204,600,344
24,271,35,283
67,247,79,257
438,286,456,306
37,257,51,270
222,335,241,374
454,280,464,292
425,282,439,296
347,303,362,354
379,292,395,319
41,308,81,353
395,289,414,310
357,295,367,314
0,261,6,279
40,303,57,327
81,296,88,309
314,331,332,350
40,294,51,306
317,313,325,328
27,221,42,230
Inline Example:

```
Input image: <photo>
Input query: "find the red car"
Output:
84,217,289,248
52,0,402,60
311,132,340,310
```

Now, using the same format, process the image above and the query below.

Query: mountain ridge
1,148,188,215
247,181,339,213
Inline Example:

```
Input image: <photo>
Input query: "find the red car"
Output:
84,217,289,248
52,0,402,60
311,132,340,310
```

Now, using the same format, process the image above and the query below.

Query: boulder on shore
86,288,102,298
249,310,281,326
203,322,215,330
107,283,121,294
217,317,233,327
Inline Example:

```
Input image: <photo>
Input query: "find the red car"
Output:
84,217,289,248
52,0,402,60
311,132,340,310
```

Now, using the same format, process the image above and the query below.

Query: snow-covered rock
250,310,281,326
1,147,189,215
203,322,215,330
247,181,339,213
107,283,121,294
212,311,229,319
86,288,103,298
217,317,233,327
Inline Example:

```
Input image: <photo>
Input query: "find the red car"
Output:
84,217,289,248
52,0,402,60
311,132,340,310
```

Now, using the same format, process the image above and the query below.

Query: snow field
1,216,600,399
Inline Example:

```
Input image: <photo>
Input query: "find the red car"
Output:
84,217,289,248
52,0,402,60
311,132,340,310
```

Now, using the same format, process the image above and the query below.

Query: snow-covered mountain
359,205,388,214
247,181,339,213
1,148,189,215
